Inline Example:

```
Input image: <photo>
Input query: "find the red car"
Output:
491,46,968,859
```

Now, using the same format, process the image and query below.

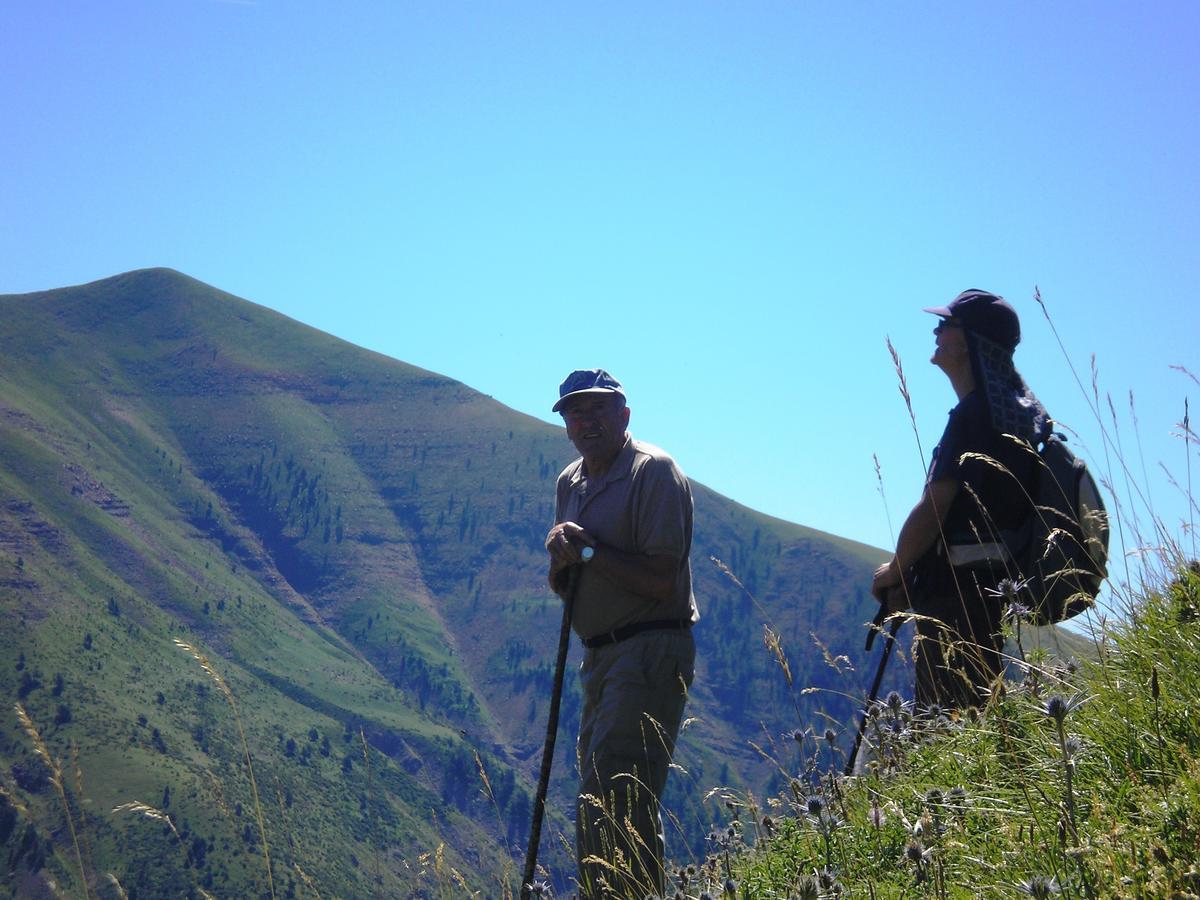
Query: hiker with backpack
870,290,1054,711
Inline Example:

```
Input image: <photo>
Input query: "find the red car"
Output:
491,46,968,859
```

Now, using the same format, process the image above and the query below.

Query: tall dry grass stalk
416,838,475,899
174,637,276,900
70,740,97,881
1186,397,1195,559
472,750,517,900
359,726,382,900
14,702,91,899
886,335,926,467
105,872,129,899
111,800,192,868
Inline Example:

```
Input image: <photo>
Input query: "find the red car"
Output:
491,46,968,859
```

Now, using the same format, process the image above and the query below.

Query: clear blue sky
3,2,1197,577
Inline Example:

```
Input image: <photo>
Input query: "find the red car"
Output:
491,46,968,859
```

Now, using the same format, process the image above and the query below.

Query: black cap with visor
924,289,1021,351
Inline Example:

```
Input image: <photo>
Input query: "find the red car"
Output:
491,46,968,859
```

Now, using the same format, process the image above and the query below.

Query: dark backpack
1019,432,1109,625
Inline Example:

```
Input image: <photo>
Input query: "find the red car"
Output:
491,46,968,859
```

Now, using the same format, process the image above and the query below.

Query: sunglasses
934,318,964,333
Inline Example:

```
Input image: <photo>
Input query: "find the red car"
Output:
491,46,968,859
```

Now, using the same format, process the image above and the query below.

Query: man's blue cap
552,369,625,413
924,289,1021,351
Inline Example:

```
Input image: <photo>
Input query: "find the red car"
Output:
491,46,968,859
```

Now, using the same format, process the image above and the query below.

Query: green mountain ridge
0,268,1065,897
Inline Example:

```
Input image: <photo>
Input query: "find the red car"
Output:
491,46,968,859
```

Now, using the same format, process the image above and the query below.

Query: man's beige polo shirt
554,435,699,640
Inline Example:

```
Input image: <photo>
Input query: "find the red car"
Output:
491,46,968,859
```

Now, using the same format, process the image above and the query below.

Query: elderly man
545,368,698,898
872,291,1048,711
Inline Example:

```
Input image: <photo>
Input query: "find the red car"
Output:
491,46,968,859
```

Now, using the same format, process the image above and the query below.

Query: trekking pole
520,564,581,898
845,599,903,776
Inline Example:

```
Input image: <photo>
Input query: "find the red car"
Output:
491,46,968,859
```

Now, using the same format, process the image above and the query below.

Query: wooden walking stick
520,563,582,898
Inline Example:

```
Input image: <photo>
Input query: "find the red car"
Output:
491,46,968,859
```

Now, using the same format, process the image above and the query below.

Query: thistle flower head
884,691,905,715
1043,691,1088,726
990,577,1031,604
823,727,838,746
793,874,821,900
904,840,929,864
1016,875,1060,897
1044,694,1070,725
815,866,840,889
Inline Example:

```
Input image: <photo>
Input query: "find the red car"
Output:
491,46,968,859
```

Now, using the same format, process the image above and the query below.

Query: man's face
561,393,629,462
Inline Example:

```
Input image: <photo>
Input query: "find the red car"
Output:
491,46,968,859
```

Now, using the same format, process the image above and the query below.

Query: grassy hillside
664,560,1200,899
0,269,1080,896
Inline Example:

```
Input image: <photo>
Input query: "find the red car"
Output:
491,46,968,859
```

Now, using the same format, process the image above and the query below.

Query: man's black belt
581,619,691,650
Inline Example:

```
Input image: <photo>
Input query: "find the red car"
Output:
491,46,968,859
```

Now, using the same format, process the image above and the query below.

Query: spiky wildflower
1043,692,1087,844
806,795,825,819
904,838,932,884
883,690,907,717
814,865,842,893
675,865,691,893
904,840,928,864
990,576,1031,606
948,786,969,820
1016,874,1060,897
1043,692,1088,727
1003,598,1033,622
793,873,821,899
1062,735,1085,762
1043,694,1070,726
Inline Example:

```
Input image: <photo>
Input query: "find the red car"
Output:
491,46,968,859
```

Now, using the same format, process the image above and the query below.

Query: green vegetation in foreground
647,563,1200,899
